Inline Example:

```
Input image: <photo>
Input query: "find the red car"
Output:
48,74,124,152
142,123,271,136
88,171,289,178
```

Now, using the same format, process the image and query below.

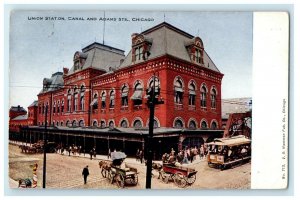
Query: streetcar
207,135,251,170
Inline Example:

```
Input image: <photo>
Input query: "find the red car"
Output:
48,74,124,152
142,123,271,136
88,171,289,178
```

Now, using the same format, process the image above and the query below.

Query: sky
9,11,253,110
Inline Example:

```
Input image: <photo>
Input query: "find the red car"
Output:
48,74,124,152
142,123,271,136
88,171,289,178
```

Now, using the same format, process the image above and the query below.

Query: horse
99,160,112,177
18,178,32,188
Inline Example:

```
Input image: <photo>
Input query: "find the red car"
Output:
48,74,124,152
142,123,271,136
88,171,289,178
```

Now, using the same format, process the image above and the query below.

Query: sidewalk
10,141,206,166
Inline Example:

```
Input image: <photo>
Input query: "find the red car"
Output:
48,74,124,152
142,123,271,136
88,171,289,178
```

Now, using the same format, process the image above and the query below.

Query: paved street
9,143,250,189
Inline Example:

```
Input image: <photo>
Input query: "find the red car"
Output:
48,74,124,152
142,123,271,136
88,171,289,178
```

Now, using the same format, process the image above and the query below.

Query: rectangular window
135,46,143,61
61,105,64,113
53,106,56,114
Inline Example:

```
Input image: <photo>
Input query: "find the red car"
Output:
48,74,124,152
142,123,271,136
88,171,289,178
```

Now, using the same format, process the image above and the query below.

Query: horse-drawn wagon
99,152,138,188
159,163,197,187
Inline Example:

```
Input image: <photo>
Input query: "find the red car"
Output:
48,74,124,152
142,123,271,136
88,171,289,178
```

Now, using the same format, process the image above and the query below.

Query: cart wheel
129,174,138,185
108,171,114,184
160,171,169,183
185,174,196,185
174,173,187,188
116,174,125,188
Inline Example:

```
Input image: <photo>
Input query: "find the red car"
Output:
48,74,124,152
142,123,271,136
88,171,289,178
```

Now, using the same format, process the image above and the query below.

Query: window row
173,117,219,130
91,78,159,110
174,77,217,109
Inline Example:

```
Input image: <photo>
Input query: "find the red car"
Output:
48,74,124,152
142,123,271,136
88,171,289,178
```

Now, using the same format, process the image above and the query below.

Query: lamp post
145,72,164,189
43,105,48,188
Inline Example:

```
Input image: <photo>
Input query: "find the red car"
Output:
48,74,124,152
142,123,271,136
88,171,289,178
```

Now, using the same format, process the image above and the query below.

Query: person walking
89,149,93,160
107,148,111,159
82,165,89,184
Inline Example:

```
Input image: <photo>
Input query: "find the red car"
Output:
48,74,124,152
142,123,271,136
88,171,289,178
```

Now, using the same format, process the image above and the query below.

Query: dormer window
185,37,204,65
135,46,143,61
73,51,87,71
131,34,152,62
195,49,204,64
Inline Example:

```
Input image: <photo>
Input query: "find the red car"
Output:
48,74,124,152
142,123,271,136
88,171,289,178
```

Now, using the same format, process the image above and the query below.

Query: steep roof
68,42,125,75
10,106,26,113
39,72,64,94
12,114,28,121
28,100,38,107
119,22,220,72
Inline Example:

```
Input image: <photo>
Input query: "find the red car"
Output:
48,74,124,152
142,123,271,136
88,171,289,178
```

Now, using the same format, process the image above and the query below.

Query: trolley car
207,135,251,170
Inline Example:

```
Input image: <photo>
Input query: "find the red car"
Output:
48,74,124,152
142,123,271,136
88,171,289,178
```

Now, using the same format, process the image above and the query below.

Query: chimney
63,67,69,75
18,105,20,111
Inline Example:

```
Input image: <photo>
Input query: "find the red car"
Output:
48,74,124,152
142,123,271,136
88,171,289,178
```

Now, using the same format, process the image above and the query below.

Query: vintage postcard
6,9,289,191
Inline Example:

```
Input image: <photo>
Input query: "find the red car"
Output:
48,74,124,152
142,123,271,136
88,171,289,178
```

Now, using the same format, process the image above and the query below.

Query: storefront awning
174,87,183,92
90,98,98,106
131,90,143,100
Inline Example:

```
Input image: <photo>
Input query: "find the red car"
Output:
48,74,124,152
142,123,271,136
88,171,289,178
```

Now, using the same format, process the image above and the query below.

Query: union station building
10,22,224,158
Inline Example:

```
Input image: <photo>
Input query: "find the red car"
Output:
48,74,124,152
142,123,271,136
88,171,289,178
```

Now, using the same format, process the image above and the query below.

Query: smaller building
221,97,252,129
9,105,27,120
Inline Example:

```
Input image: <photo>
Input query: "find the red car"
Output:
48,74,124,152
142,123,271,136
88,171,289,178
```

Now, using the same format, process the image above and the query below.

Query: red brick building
13,22,224,156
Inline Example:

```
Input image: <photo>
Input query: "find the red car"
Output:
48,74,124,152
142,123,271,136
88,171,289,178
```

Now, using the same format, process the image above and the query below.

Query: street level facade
9,22,224,157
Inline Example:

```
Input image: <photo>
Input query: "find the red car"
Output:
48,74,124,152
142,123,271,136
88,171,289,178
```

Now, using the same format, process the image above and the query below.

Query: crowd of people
160,145,208,165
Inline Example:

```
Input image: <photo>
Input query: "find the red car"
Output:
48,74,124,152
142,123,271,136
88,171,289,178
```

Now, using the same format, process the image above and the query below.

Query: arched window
91,93,98,110
92,120,98,127
109,121,114,129
211,121,218,130
80,85,85,111
66,120,70,127
148,76,160,94
121,85,129,106
120,120,128,128
174,119,184,128
109,90,115,108
67,89,72,112
211,87,217,109
174,78,184,104
61,100,64,113
39,104,41,114
188,120,197,130
61,121,64,126
101,91,106,109
201,120,208,129
100,120,106,128
133,120,142,129
53,102,56,114
79,120,84,127
57,101,60,114
131,81,143,106
73,87,78,111
56,121,59,126
72,120,77,127
200,85,207,107
189,81,196,106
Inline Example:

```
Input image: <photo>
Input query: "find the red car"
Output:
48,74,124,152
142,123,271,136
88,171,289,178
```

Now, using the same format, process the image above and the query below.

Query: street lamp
43,105,48,188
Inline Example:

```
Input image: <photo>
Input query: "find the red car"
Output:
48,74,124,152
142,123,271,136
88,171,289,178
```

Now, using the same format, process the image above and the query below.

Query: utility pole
43,105,48,188
145,72,164,189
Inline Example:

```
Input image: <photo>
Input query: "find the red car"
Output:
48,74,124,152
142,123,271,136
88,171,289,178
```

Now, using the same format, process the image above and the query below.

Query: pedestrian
136,149,140,162
107,148,111,159
82,165,89,184
139,150,144,164
89,149,93,160
93,147,96,158
68,146,72,156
